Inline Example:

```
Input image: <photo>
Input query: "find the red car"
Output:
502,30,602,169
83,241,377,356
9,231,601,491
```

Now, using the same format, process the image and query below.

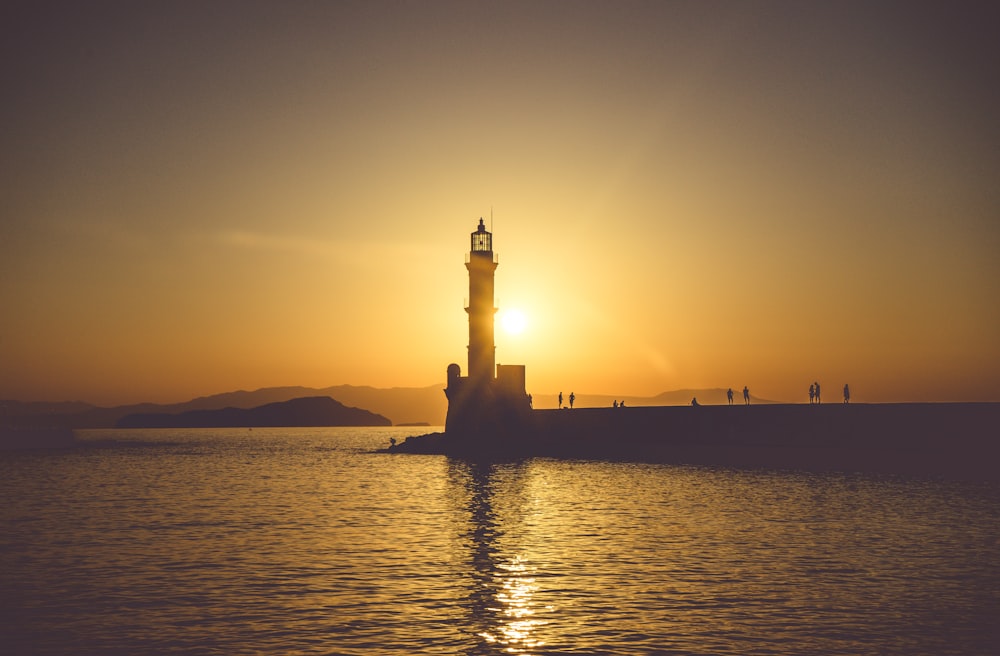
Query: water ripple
2,428,998,654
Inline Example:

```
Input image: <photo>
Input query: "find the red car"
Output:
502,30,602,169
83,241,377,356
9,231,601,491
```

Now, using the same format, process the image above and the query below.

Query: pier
391,402,999,479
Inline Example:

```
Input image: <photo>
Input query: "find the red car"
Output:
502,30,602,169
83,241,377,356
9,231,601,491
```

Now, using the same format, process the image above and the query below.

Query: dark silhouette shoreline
1,385,443,428
116,396,390,428
389,402,1000,480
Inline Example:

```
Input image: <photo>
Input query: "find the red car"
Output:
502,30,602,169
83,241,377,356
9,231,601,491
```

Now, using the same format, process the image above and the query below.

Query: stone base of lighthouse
443,363,532,446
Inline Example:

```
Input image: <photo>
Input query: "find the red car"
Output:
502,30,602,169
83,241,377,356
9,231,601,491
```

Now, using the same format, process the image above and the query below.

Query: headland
115,396,390,428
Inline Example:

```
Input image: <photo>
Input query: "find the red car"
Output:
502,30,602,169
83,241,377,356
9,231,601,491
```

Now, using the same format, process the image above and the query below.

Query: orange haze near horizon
2,2,998,407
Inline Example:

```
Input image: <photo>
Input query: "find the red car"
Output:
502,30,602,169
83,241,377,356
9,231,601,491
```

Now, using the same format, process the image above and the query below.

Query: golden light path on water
480,555,549,654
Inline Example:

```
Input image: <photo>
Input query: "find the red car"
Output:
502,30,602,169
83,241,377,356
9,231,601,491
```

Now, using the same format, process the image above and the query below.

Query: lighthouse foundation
444,363,531,446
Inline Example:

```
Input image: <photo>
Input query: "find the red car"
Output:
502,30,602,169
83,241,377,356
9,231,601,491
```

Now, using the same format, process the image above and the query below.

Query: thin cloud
216,229,340,257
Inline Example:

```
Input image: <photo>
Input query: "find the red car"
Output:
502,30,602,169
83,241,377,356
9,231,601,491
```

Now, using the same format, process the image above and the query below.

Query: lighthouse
444,218,529,440
466,218,498,381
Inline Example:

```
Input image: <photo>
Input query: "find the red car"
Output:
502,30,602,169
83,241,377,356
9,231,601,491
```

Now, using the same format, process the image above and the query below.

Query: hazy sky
2,1,998,405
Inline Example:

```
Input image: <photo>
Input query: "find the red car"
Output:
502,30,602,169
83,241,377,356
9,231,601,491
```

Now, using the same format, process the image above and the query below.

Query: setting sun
501,309,527,335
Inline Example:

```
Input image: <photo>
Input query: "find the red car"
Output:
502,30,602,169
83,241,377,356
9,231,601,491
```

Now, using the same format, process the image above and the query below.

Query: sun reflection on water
481,556,545,656
478,555,549,654
454,460,556,655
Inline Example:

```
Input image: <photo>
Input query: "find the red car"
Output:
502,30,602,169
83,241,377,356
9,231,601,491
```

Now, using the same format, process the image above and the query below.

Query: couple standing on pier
726,387,751,405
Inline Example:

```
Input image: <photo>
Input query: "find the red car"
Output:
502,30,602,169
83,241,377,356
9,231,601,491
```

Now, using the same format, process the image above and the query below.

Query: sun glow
501,309,527,335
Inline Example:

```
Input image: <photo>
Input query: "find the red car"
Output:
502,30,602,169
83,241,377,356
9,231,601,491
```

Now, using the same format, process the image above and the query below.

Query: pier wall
395,403,999,479
526,402,999,478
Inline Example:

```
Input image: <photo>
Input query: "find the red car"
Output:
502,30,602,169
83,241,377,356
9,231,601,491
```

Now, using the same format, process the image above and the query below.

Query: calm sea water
2,427,998,655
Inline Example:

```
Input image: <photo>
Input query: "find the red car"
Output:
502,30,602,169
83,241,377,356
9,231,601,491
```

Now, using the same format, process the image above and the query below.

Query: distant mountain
116,396,391,428
186,384,448,426
2,384,447,428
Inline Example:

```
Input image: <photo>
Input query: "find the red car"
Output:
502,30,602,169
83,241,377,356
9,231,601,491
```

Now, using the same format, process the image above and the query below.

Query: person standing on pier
727,388,734,405
569,392,575,409
743,386,750,405
809,384,815,404
814,382,821,404
558,392,563,409
843,384,850,404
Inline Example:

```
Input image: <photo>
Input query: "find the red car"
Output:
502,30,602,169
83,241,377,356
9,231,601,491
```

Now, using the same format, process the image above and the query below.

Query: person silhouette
809,384,815,405
558,392,563,409
569,392,575,409
527,393,533,409
743,386,750,405
843,384,850,404
727,388,734,405
691,397,699,406
814,381,821,404
613,400,618,408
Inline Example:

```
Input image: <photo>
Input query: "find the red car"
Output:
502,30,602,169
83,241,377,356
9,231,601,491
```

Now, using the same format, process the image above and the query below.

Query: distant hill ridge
2,384,448,428
116,396,390,428
3,386,776,429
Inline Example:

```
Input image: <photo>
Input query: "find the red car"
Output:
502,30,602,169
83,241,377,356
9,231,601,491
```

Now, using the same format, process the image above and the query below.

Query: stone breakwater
389,403,1000,479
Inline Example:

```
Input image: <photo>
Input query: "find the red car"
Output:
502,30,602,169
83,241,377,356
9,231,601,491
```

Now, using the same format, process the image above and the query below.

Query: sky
2,0,998,406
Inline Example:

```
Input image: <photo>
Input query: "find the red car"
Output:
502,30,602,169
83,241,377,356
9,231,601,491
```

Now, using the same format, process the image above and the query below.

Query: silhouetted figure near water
569,392,575,409
613,400,618,408
814,381,821,404
691,397,699,406
843,384,850,404
527,394,533,409
727,388,734,405
558,392,563,409
619,400,626,408
809,384,815,404
743,386,750,405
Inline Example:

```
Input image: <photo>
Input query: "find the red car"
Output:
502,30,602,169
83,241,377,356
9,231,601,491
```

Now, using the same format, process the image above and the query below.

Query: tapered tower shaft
466,218,498,381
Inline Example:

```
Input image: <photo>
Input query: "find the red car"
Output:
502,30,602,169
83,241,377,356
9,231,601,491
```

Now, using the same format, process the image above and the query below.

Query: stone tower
444,218,530,442
466,218,498,382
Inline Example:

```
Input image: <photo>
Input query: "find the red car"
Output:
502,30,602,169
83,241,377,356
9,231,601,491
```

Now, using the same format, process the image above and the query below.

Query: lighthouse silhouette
466,218,497,381
444,218,530,440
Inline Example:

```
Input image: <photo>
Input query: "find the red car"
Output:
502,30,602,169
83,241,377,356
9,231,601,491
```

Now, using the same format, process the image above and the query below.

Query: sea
2,427,998,655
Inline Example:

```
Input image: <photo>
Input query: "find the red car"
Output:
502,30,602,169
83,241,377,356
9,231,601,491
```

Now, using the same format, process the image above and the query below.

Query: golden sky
2,1,998,405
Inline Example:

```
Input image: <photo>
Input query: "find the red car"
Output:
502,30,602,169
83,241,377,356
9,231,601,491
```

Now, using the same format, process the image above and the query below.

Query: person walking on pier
814,382,821,404
843,384,850,404
727,388,734,405
569,392,575,409
743,386,750,405
809,383,815,404
558,392,563,409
